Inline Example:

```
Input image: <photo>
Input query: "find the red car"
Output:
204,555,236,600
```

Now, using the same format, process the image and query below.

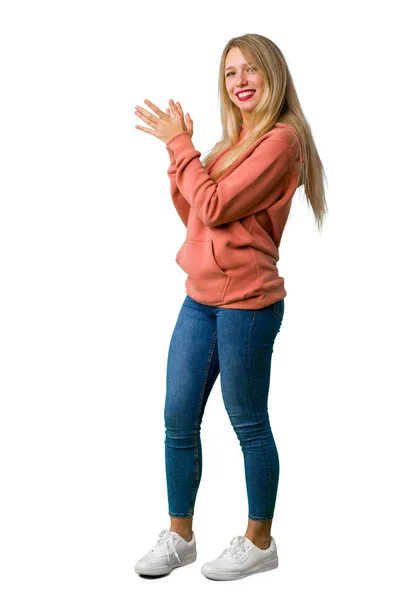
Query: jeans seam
183,304,210,318
273,305,283,319
189,331,218,514
247,312,273,520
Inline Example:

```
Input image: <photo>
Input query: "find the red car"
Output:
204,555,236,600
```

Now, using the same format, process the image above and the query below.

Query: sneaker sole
201,557,278,581
135,551,197,576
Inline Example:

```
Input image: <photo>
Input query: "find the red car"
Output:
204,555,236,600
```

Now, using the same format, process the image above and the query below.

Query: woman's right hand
166,102,193,139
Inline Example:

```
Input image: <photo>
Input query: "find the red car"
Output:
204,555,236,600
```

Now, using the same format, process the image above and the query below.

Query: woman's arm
166,144,190,227
166,131,296,228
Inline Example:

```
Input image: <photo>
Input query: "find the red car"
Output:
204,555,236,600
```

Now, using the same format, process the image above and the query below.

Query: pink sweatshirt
165,123,304,309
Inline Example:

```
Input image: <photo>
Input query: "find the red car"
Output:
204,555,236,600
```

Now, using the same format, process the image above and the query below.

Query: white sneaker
135,529,197,576
201,535,278,581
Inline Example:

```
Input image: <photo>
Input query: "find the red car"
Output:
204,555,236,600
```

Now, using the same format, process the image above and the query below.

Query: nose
236,76,248,90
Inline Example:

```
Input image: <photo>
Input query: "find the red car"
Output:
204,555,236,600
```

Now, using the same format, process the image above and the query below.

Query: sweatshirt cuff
165,131,195,156
166,144,175,163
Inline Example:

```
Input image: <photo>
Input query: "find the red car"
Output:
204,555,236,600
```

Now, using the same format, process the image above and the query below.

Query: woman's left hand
134,99,188,144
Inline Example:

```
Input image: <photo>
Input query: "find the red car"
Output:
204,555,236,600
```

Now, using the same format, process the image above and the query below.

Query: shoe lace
150,529,182,563
220,535,250,561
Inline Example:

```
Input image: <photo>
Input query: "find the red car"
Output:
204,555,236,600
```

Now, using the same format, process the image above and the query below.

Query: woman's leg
164,295,220,536
216,299,284,548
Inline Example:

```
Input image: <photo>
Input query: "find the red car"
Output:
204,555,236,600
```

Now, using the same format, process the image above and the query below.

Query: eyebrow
225,63,254,71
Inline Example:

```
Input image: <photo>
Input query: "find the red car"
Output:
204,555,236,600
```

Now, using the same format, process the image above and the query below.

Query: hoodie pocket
176,238,230,304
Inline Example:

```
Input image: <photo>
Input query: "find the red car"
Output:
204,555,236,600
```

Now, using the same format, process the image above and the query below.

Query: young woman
134,33,327,581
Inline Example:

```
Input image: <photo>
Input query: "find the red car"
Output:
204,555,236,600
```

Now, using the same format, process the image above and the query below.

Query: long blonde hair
202,33,328,232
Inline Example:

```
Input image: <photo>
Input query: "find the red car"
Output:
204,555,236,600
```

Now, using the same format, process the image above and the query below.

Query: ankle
245,534,271,548
170,528,193,541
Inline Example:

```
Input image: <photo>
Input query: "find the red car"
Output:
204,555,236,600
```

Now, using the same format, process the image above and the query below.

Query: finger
135,105,158,126
175,101,183,116
135,110,158,129
135,124,158,136
168,99,181,118
143,99,167,119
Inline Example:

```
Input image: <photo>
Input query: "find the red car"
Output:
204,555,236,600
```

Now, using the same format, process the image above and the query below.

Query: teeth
238,91,255,98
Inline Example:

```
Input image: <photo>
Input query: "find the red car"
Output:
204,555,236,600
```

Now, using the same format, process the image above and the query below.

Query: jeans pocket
272,299,284,320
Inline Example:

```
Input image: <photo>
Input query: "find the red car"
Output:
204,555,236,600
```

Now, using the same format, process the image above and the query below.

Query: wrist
166,131,191,147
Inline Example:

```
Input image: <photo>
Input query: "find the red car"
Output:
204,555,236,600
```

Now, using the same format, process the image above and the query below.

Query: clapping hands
134,99,193,144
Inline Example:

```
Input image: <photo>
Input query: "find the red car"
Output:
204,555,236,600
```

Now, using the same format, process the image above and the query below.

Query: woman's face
224,47,265,117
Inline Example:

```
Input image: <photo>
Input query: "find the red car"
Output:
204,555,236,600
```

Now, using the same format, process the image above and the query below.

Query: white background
1,0,399,598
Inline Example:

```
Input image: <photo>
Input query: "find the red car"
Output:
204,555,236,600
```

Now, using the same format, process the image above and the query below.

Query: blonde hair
202,33,328,232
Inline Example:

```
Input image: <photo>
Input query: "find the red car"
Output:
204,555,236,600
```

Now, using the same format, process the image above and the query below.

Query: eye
226,67,255,77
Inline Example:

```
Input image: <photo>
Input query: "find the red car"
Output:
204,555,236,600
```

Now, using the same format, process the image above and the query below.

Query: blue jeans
164,294,284,521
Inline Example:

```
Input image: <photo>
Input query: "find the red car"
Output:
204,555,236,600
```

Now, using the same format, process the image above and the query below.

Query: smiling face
224,47,265,126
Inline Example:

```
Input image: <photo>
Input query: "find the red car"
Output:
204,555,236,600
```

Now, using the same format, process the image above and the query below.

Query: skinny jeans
164,293,284,521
